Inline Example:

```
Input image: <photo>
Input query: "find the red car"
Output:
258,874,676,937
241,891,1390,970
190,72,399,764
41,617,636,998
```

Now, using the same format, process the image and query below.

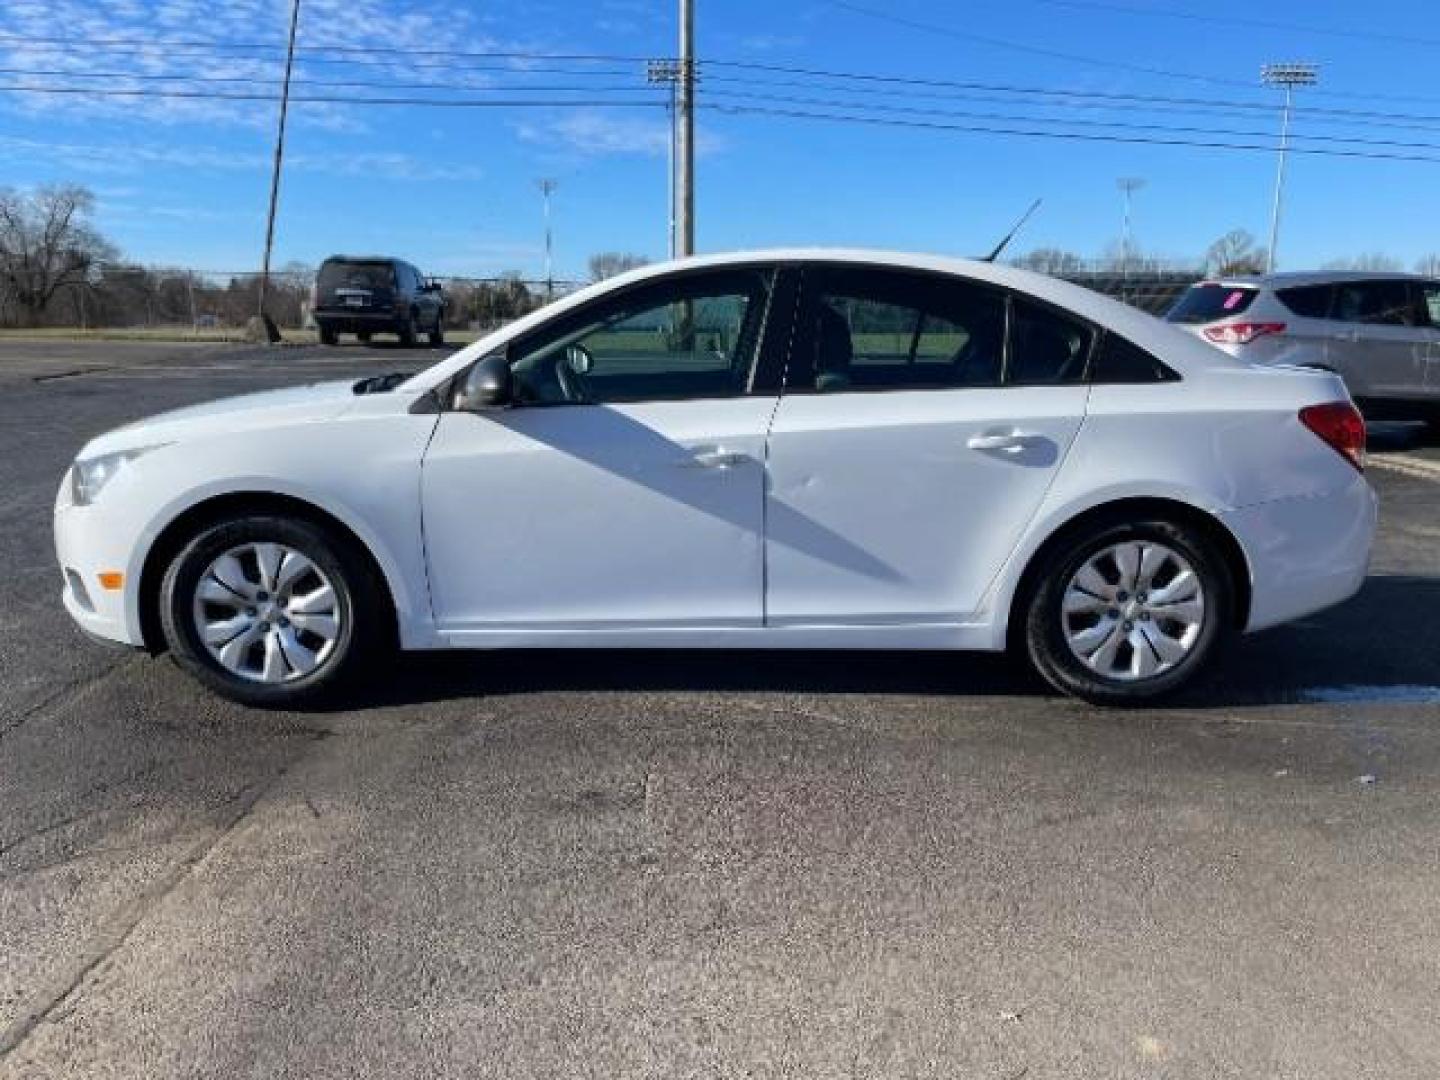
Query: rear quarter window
1165,284,1258,324
1275,284,1333,319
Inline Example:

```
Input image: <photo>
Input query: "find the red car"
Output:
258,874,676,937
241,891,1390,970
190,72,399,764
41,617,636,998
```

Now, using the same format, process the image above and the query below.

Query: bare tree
1014,248,1084,275
1204,229,1268,276
587,252,649,281
1321,252,1404,272
1415,254,1440,277
0,185,115,327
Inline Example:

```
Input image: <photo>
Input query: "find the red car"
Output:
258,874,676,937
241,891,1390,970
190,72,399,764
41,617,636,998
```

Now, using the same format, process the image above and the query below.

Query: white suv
1167,272,1440,424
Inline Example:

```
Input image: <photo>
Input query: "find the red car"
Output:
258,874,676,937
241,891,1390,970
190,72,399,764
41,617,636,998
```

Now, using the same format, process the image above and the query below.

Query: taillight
1203,321,1287,345
1299,401,1366,472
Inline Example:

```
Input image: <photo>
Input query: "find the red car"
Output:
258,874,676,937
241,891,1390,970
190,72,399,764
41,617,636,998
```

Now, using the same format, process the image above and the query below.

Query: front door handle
680,448,749,469
967,430,1036,453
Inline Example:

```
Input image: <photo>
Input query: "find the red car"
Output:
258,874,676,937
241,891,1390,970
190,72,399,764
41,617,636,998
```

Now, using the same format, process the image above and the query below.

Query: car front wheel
1022,518,1233,706
158,515,386,707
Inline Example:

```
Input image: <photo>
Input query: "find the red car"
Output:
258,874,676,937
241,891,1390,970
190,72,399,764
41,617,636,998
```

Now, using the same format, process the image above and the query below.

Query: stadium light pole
1262,62,1318,274
258,0,301,339
536,178,558,299
1116,177,1145,289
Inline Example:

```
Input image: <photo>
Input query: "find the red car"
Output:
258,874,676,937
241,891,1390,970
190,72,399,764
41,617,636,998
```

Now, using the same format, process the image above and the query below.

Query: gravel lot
2,340,1439,1079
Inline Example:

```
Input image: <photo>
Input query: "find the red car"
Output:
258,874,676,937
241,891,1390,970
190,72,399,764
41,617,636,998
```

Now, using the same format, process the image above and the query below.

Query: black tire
357,330,372,344
318,323,338,346
1021,517,1234,706
428,313,445,348
158,515,388,708
397,312,417,347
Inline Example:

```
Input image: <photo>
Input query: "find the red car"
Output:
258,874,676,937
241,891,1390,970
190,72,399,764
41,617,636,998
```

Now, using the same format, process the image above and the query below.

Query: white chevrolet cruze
55,251,1376,707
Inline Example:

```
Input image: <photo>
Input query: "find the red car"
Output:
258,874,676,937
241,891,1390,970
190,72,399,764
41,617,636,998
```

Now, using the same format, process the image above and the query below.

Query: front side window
510,269,772,404
794,267,1007,392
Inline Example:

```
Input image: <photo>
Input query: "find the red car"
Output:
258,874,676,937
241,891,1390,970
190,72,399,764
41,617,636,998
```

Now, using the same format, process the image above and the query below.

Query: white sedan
54,250,1376,707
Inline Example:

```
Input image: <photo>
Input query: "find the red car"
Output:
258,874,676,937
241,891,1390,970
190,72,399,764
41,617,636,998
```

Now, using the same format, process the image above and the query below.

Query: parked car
312,255,445,347
1167,271,1440,423
55,250,1375,708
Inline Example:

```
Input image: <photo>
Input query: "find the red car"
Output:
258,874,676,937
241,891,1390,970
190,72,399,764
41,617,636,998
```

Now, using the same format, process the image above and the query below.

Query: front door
764,265,1089,625
421,266,783,634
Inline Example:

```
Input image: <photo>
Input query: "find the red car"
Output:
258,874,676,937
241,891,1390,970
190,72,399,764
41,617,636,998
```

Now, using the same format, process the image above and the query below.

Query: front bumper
54,473,146,646
1221,471,1377,633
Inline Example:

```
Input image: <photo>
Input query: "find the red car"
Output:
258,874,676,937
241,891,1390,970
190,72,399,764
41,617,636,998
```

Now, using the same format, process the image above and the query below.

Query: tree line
5,184,1438,331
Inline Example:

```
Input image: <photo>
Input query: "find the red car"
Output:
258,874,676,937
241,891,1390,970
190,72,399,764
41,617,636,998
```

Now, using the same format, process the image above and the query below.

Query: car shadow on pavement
349,575,1440,712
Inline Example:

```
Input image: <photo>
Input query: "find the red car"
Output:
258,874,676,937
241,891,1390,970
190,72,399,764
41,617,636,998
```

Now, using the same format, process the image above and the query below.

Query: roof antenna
981,198,1043,263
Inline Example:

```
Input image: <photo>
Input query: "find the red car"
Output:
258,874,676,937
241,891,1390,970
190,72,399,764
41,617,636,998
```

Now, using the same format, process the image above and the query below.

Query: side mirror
455,354,512,410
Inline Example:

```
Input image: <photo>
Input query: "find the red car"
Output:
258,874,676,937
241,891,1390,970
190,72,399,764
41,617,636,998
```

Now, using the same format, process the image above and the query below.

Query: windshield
1166,283,1259,324
318,260,395,292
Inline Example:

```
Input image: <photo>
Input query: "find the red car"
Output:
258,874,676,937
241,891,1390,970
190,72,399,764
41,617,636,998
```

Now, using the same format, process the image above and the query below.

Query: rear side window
1275,284,1333,318
1165,284,1258,324
796,267,1008,392
1007,298,1094,385
1332,280,1416,326
1090,332,1178,384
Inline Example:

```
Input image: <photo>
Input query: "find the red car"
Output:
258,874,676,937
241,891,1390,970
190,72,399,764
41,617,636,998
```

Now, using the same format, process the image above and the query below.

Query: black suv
313,256,446,347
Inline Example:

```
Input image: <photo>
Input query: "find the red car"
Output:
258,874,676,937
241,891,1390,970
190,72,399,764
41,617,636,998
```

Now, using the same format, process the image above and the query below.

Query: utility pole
646,59,680,258
677,0,695,257
1262,62,1318,274
1116,177,1145,294
537,178,558,300
257,0,301,342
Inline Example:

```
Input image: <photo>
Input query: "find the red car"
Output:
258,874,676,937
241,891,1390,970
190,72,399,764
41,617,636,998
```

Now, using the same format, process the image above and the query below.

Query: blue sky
2,0,1438,279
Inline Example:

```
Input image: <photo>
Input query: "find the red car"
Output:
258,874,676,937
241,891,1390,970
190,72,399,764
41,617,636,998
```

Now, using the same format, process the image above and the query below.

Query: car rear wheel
318,323,338,346
1022,518,1233,706
397,313,417,347
428,314,445,348
158,515,387,707
357,330,372,344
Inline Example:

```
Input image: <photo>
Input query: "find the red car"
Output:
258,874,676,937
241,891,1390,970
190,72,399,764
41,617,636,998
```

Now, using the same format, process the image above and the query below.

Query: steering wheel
555,343,594,403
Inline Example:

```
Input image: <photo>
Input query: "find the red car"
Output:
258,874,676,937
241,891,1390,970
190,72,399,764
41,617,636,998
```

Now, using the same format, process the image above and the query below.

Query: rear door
763,264,1090,626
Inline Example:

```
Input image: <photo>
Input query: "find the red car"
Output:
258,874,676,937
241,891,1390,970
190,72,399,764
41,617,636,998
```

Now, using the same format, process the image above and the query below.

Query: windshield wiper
352,372,412,395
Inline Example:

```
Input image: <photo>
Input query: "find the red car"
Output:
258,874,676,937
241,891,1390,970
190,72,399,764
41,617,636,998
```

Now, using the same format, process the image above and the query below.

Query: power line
701,89,1440,154
1018,0,1440,52
816,0,1256,89
703,102,1440,165
0,84,665,108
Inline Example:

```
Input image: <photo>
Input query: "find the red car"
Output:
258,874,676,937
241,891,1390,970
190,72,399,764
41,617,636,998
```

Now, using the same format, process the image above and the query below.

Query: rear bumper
1220,472,1377,632
314,309,403,333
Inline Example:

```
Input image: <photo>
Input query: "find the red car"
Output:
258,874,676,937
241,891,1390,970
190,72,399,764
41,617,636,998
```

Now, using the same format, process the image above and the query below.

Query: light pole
1262,62,1318,274
1116,177,1145,288
536,178,557,300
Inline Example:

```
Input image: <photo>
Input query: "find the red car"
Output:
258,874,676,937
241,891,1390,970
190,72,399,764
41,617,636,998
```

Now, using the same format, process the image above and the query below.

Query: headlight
70,445,166,507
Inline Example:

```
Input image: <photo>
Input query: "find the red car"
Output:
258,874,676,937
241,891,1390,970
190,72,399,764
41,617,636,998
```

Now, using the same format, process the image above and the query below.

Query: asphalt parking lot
2,339,1439,1078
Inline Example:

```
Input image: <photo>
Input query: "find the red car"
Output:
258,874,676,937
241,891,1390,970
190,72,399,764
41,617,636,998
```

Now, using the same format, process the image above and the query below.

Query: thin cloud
515,108,727,159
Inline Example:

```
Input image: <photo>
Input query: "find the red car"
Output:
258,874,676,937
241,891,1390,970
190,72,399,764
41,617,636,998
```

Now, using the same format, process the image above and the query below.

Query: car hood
79,379,362,458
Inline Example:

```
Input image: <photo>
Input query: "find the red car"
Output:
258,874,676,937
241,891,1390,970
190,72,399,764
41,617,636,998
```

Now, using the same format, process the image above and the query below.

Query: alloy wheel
1060,540,1206,682
191,542,342,683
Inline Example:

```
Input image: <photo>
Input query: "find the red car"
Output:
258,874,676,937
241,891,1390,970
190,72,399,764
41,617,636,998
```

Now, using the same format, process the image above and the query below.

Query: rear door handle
967,431,1036,453
680,448,749,469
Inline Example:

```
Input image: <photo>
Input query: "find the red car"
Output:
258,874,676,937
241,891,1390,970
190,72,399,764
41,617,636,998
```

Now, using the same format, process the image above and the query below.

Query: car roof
321,255,403,265
1201,270,1432,289
405,247,1231,391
